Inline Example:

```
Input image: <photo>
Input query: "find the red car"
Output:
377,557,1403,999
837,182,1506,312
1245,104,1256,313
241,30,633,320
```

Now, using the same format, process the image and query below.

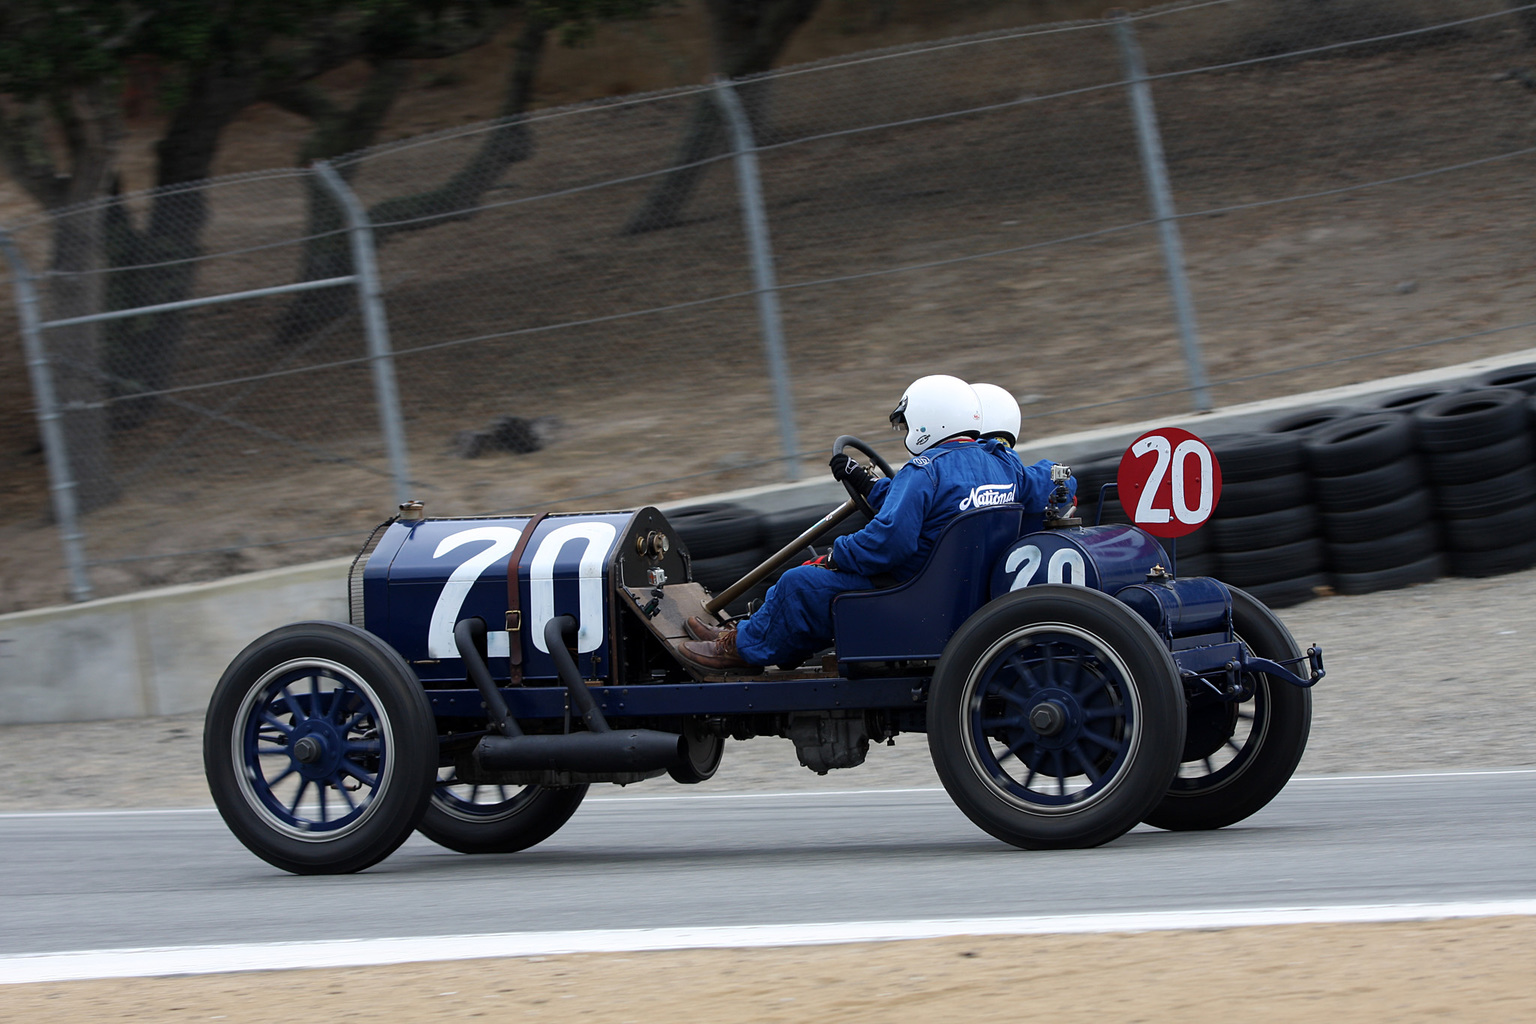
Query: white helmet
972,383,1021,447
889,374,983,455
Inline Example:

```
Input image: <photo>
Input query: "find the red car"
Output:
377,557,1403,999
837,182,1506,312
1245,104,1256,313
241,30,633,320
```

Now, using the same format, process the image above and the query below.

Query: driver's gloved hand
829,453,875,497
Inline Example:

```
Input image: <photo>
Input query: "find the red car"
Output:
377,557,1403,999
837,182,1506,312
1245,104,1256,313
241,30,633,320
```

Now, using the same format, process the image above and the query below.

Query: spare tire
1475,363,1536,396
1244,573,1330,609
1216,538,1326,587
1210,505,1319,551
668,503,764,559
1432,465,1536,519
1320,489,1432,543
1440,501,1536,552
1333,554,1442,595
1312,458,1424,513
1216,473,1311,518
1207,432,1303,482
1267,405,1360,437
1412,388,1528,452
1326,524,1438,574
1372,383,1467,414
1302,412,1414,477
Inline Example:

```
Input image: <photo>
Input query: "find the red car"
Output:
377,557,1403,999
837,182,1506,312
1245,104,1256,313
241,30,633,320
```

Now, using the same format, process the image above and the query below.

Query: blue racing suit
733,438,1065,667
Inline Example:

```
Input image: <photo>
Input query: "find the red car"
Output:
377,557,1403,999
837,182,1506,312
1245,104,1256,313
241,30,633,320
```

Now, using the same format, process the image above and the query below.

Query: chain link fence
5,0,1536,607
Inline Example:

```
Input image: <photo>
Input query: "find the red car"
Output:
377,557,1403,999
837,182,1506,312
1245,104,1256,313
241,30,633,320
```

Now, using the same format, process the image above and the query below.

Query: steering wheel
832,435,897,519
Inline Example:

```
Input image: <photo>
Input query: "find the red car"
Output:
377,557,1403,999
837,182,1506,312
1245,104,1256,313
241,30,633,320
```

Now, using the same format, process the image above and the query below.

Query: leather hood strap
505,512,549,684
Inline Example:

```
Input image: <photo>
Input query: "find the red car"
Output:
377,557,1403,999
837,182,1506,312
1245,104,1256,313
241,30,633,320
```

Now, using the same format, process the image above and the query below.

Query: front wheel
928,586,1185,850
1143,586,1312,831
203,622,437,874
418,772,588,854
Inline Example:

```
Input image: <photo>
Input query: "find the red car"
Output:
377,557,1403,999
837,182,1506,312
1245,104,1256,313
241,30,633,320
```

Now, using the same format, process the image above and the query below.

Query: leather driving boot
677,629,763,673
685,615,725,642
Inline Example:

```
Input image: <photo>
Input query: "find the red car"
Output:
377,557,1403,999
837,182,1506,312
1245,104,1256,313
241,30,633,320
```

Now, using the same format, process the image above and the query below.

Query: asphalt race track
1,769,1533,964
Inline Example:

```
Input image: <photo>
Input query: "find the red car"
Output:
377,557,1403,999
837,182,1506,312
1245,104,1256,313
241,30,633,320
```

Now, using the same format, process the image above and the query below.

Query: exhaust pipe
458,613,682,774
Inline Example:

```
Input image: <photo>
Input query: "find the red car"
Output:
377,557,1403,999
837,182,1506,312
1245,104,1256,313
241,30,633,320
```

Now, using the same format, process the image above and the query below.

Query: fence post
312,161,413,505
0,229,93,601
711,77,801,481
1112,11,1212,413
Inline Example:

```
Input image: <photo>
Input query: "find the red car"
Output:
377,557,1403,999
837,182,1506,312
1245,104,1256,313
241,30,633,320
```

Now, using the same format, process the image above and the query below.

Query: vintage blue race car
203,437,1324,874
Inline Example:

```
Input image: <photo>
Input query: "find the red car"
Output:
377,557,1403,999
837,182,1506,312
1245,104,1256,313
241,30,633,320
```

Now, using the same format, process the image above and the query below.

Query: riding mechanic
677,375,1070,673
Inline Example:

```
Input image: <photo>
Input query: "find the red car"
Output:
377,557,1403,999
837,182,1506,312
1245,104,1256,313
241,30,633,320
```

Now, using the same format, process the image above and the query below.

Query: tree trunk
45,84,126,512
622,0,821,235
100,66,258,430
1512,0,1536,47
271,17,551,350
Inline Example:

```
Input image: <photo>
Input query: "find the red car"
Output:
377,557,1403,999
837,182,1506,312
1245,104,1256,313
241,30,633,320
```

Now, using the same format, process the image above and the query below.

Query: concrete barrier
5,347,1533,725
0,558,351,724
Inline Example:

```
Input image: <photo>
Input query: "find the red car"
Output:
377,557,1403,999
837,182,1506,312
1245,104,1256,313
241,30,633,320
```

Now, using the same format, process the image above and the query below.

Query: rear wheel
203,622,437,874
418,773,588,854
1144,587,1311,831
928,586,1185,850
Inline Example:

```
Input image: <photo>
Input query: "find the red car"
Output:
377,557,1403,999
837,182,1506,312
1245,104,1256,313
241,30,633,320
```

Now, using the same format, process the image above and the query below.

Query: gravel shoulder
3,566,1533,813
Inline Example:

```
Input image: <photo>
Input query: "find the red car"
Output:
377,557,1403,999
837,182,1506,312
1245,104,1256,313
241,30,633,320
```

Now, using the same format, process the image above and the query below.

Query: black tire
1326,524,1438,574
1144,587,1311,832
1423,434,1533,485
1217,473,1310,518
668,503,763,559
1266,405,1359,436
1312,458,1423,513
1320,489,1432,543
668,719,726,784
1210,505,1319,552
1216,538,1326,587
1447,540,1536,578
1432,465,1536,519
1207,432,1304,482
761,503,866,552
418,775,587,855
203,621,437,875
1175,551,1218,577
1175,525,1213,556
1302,412,1414,477
1333,554,1443,595
1475,363,1536,396
1243,573,1331,609
1441,501,1536,552
691,548,769,592
1412,388,1528,452
928,586,1184,850
1372,383,1466,414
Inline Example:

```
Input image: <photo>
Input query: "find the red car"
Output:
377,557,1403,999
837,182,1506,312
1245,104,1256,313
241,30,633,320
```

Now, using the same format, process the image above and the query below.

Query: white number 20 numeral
1131,435,1214,526
425,522,619,659
1006,544,1086,590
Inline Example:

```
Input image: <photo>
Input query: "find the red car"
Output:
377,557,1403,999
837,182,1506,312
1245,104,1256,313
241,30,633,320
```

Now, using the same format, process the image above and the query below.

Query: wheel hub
288,720,344,781
1028,700,1068,737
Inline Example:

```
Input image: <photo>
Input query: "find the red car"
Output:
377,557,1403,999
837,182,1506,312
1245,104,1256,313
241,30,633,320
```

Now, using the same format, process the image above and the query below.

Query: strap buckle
505,610,521,632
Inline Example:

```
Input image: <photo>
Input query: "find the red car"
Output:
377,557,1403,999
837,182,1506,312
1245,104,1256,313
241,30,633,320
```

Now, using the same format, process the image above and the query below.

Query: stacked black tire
1413,386,1536,578
1206,432,1324,608
668,500,866,616
1301,411,1440,595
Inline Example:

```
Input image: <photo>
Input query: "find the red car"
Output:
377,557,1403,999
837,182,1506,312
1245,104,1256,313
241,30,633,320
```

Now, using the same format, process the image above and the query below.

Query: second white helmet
889,374,983,455
972,383,1021,447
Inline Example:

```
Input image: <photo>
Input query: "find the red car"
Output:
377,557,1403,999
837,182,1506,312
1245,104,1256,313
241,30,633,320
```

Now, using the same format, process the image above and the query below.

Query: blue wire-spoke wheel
965,625,1137,813
204,622,436,875
1144,586,1312,832
417,767,589,855
929,586,1185,851
233,658,393,841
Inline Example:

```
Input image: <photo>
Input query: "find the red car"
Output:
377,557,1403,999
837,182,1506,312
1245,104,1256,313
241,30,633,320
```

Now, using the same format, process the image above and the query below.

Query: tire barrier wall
669,363,1536,614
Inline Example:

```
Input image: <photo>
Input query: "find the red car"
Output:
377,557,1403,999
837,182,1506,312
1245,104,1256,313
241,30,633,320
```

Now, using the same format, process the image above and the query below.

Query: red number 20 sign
1115,427,1222,539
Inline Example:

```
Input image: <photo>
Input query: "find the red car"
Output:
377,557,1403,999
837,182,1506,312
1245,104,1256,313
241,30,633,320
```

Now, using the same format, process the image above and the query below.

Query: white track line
3,901,1535,985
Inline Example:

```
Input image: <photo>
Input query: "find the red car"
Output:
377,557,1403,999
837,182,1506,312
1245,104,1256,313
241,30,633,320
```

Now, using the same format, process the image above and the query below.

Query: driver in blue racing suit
677,375,1068,673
